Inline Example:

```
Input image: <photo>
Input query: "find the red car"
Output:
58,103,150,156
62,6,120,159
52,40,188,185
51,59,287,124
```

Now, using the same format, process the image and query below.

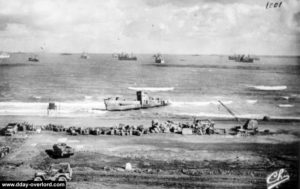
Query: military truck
33,163,72,182
67,127,78,135
52,143,74,157
4,123,18,136
0,146,10,158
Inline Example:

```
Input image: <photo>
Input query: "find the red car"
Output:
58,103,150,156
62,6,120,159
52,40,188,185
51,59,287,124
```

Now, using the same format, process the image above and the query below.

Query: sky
0,0,299,55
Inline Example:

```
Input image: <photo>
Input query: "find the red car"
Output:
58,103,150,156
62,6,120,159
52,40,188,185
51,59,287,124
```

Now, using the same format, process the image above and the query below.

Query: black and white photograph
0,0,299,188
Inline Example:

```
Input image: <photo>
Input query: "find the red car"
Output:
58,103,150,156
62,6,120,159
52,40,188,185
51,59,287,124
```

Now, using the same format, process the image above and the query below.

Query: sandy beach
0,117,299,188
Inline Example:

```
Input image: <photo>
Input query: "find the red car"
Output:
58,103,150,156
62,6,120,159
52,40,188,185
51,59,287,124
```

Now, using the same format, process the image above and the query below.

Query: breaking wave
246,100,257,104
281,96,290,100
252,85,287,91
0,101,106,116
84,96,93,100
128,87,174,91
171,100,233,107
278,104,294,108
174,112,263,119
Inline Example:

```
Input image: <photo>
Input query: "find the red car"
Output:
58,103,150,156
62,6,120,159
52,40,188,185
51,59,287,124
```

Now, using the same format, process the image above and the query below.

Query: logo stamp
266,169,290,189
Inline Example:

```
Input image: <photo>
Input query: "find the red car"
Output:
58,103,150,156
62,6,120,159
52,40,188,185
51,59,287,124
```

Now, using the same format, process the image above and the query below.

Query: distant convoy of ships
3,51,258,112
1,51,260,64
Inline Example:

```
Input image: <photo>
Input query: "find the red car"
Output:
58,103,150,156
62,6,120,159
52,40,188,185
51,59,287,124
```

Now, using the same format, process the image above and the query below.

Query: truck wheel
57,176,67,182
34,177,43,181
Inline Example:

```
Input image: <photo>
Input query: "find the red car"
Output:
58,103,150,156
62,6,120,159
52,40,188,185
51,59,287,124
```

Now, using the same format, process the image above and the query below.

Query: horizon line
4,51,300,57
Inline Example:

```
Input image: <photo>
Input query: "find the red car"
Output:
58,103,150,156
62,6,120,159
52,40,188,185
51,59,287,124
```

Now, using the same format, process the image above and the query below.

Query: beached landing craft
118,53,137,61
104,91,170,111
153,53,165,64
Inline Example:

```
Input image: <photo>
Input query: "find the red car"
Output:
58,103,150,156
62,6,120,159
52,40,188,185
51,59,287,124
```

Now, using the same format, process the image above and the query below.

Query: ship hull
104,100,169,111
155,59,165,64
118,57,137,61
105,103,169,111
28,58,39,62
235,59,254,63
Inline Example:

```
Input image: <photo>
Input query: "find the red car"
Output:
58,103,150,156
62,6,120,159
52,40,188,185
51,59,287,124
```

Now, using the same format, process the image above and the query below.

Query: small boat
228,54,255,63
28,55,39,62
153,54,165,64
104,91,169,111
0,52,10,59
80,52,89,59
61,53,72,55
118,53,137,61
235,55,254,63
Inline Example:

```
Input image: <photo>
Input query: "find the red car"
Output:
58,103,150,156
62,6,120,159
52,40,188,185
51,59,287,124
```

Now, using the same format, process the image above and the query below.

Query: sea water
0,53,299,119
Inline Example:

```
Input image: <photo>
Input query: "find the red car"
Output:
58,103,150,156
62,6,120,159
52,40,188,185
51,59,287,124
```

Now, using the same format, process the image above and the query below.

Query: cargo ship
153,54,165,64
228,54,255,63
118,53,137,61
235,55,254,63
61,53,72,55
104,91,169,111
28,55,39,62
80,52,89,59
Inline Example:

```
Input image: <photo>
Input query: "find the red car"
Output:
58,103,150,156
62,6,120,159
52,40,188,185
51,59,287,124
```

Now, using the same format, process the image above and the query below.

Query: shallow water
0,53,299,118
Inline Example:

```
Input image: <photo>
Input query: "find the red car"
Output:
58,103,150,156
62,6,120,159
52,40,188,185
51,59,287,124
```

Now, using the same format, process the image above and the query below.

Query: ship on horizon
61,53,72,55
228,54,258,63
118,53,137,61
153,53,165,64
80,52,89,59
28,55,39,62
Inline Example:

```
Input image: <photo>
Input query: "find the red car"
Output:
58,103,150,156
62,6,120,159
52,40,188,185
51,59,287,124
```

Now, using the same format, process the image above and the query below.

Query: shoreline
1,115,300,132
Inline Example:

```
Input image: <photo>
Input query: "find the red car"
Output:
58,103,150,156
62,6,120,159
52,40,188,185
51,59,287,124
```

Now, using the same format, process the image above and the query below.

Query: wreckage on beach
38,118,270,137
104,91,170,111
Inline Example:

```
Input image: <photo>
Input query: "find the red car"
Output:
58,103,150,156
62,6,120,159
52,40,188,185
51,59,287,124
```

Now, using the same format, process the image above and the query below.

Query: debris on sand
2,119,275,138
125,163,132,171
0,145,10,159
